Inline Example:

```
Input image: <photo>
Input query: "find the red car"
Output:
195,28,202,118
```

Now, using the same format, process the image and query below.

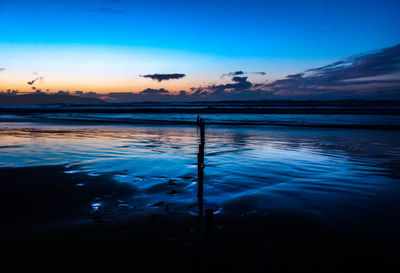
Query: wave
1,106,399,115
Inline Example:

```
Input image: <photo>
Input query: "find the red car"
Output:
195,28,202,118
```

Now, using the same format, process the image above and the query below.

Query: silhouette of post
200,118,205,146
197,117,213,273
197,118,205,216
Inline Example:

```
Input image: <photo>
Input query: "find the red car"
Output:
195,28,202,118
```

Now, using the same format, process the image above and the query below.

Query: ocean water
1,112,400,233
2,112,400,127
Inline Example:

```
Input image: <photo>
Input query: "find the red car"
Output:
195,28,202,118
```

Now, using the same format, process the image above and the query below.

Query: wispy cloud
221,71,266,78
140,73,186,82
90,7,124,14
263,43,400,99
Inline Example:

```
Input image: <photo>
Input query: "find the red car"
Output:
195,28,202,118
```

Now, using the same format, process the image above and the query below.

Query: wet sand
1,165,399,273
1,118,400,272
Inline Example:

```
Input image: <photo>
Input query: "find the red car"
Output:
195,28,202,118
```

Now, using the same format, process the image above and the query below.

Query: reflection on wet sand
1,122,400,272
1,124,399,217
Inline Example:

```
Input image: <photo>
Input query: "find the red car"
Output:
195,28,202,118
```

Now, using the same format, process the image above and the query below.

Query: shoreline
1,115,400,130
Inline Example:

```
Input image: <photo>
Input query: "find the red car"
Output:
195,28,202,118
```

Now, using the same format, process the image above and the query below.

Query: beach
1,108,400,272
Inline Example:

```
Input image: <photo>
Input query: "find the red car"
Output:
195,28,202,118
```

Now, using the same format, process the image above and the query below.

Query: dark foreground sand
1,166,399,273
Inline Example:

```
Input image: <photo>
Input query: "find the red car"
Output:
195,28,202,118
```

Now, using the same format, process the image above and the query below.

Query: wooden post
197,118,213,273
197,118,205,216
200,119,205,146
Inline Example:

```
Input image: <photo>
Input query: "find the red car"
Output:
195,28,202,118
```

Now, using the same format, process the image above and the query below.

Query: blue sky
0,0,400,99
2,0,400,57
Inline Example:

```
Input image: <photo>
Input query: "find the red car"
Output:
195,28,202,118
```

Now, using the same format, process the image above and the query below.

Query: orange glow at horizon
0,44,318,94
0,77,200,94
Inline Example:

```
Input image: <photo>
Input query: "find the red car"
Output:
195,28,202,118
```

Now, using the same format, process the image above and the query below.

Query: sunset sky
1,0,400,100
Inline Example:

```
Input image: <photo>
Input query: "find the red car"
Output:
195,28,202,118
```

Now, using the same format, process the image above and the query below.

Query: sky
0,0,400,101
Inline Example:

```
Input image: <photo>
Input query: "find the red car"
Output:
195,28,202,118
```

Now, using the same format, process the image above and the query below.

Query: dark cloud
141,73,186,82
254,72,267,76
225,71,245,77
140,88,169,94
306,61,346,73
90,7,124,14
221,71,266,78
264,43,400,99
232,76,248,83
27,73,44,86
285,73,304,79
216,76,252,90
221,71,245,78
185,75,270,101
0,68,5,72
306,45,400,79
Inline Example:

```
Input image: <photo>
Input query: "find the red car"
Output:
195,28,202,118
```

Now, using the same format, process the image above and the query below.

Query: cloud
222,71,244,77
285,73,304,79
182,75,271,101
140,73,186,82
90,7,124,14
140,88,170,94
0,68,5,72
232,76,248,83
221,71,266,78
252,72,267,76
263,43,400,99
213,76,253,91
27,73,45,86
